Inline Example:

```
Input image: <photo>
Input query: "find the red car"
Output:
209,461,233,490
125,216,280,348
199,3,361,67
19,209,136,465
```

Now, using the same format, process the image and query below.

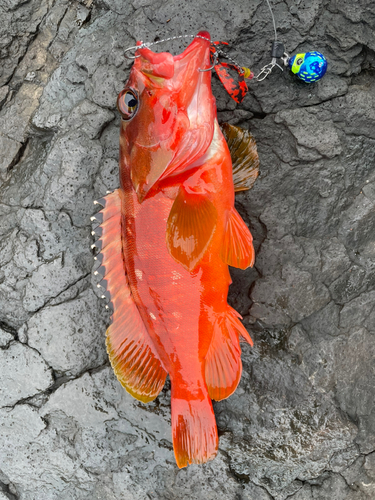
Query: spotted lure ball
289,51,327,83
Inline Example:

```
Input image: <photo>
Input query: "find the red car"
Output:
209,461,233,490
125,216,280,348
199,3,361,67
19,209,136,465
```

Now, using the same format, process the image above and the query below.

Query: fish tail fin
205,307,253,401
171,391,218,468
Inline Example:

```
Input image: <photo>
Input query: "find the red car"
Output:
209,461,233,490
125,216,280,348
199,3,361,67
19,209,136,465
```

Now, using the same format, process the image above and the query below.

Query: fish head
118,31,215,202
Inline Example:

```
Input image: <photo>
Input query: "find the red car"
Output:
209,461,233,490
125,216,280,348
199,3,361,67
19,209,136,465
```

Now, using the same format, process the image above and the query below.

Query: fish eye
296,58,304,65
117,89,138,120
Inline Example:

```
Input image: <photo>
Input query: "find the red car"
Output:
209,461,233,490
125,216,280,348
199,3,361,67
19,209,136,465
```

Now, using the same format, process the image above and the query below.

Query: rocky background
0,0,375,498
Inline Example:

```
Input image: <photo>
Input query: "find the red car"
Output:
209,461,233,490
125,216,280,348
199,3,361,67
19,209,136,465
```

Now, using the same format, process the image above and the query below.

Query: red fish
93,31,259,468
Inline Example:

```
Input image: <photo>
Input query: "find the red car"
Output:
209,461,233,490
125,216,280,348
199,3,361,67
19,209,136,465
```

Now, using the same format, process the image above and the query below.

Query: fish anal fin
221,122,259,192
94,189,167,403
204,309,240,401
166,187,217,271
172,395,218,468
221,208,255,269
205,307,253,402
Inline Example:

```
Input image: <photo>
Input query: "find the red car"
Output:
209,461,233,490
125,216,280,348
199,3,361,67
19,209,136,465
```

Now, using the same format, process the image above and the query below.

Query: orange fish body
94,32,257,468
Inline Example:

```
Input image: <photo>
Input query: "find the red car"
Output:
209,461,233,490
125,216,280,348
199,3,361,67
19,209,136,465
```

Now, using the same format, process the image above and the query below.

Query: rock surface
0,0,374,498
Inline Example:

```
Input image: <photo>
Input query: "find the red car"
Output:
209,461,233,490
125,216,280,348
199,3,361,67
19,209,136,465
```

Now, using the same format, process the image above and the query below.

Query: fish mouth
126,31,214,203
173,30,211,60
136,31,211,69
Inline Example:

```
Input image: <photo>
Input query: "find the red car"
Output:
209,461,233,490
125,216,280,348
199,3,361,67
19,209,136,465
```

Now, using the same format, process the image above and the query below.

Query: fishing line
123,0,327,91
265,0,277,41
124,34,217,59
123,1,281,82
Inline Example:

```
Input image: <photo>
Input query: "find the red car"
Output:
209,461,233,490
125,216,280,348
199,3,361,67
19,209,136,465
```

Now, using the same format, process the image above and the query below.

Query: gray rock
320,238,352,285
0,328,14,348
23,254,87,312
0,135,22,183
91,65,127,108
0,403,93,500
329,265,367,304
275,108,343,159
338,192,375,264
0,0,49,86
302,301,342,339
251,264,331,325
27,289,108,377
255,235,304,278
334,329,375,454
339,290,375,333
94,157,120,194
42,370,119,428
339,85,375,139
0,85,9,107
0,84,43,142
0,0,374,498
64,99,115,139
341,453,375,498
17,323,28,344
0,342,53,407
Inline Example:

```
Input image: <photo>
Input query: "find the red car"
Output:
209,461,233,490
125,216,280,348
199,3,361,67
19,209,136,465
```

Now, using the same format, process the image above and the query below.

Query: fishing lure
254,0,327,83
92,31,259,468
255,41,328,83
288,51,327,83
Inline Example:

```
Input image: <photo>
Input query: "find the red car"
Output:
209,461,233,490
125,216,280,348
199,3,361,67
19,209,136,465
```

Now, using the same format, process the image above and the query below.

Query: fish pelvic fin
93,189,167,403
221,207,255,269
172,392,218,468
221,122,259,192
166,186,217,271
205,307,253,402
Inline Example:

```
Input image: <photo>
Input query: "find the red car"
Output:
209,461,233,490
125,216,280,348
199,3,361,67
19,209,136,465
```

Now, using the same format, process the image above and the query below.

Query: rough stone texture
0,342,53,407
0,0,374,498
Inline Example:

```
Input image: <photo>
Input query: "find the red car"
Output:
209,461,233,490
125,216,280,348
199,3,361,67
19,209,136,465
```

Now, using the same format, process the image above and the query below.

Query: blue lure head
288,51,327,83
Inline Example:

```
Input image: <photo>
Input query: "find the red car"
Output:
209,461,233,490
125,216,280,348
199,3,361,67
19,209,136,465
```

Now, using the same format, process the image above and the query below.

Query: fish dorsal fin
166,187,218,271
221,207,255,269
205,307,253,401
93,190,167,403
221,122,259,192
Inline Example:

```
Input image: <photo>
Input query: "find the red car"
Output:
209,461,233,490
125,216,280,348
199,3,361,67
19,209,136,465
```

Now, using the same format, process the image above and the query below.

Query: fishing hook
124,45,142,59
199,50,218,72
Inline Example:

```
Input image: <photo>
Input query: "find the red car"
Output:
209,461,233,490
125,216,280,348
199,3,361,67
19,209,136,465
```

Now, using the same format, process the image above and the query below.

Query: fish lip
173,30,211,60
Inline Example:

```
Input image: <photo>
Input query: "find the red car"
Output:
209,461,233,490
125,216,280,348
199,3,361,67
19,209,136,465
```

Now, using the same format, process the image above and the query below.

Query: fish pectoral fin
94,189,167,403
166,187,217,271
221,207,255,269
205,307,253,402
221,122,259,192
